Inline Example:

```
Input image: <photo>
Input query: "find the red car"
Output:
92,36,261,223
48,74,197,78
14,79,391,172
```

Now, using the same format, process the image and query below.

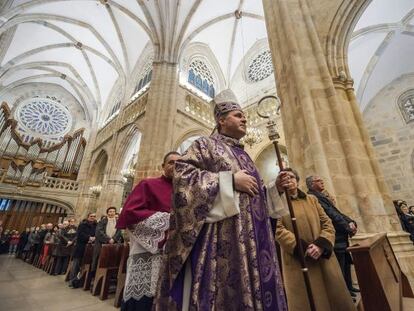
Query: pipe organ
0,102,86,185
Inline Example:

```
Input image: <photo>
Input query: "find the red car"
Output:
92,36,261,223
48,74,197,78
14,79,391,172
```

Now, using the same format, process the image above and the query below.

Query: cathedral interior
1,0,414,310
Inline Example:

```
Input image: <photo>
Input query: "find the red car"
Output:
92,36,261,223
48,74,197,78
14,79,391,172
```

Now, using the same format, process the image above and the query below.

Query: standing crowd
0,219,77,276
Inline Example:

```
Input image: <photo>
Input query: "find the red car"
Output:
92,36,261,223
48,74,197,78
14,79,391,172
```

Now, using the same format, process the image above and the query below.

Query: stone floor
0,254,116,311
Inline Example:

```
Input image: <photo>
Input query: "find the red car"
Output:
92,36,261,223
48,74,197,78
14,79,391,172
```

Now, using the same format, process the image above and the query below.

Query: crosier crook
257,95,316,311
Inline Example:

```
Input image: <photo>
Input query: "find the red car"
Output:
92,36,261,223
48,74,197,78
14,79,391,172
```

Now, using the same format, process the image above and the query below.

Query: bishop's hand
234,170,259,197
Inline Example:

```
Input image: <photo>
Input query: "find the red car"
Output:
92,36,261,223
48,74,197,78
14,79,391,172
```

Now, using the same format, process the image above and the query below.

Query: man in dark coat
54,220,77,275
399,204,414,241
91,207,123,275
306,175,359,298
68,213,97,288
33,224,47,263
17,227,30,258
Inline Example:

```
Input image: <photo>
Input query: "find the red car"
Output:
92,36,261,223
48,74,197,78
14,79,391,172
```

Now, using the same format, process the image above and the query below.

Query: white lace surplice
123,212,170,302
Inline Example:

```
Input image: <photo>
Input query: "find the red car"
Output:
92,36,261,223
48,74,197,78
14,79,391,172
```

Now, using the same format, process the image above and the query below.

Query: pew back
348,233,413,311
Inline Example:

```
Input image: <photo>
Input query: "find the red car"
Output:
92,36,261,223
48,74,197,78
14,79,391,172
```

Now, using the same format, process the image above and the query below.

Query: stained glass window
133,55,153,95
18,98,71,136
247,50,274,83
188,59,215,98
399,95,414,124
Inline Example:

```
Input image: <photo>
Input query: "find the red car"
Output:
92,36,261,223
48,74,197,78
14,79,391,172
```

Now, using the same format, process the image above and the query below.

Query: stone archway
89,149,109,187
116,128,143,207
254,143,288,186
325,0,373,78
174,128,209,153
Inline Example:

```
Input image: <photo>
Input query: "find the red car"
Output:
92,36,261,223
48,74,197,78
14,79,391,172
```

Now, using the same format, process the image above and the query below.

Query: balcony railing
183,93,215,127
95,91,148,147
42,176,80,192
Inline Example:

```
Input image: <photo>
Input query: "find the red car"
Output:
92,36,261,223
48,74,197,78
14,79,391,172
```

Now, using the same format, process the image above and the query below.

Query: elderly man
306,175,358,297
154,90,287,311
275,169,356,311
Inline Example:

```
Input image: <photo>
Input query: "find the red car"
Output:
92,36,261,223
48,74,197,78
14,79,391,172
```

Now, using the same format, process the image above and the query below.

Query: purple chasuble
155,134,286,311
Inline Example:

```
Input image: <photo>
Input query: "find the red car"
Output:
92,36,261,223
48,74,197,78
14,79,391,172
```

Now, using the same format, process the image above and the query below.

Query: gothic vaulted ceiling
0,0,272,124
348,0,414,112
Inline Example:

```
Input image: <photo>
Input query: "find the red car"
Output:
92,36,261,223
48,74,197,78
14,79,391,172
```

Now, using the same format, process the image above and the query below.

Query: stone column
134,61,178,182
95,175,125,216
74,128,98,220
262,0,414,279
262,0,399,232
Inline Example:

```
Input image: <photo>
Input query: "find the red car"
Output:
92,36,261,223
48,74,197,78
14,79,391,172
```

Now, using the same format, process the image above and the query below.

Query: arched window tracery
246,50,274,83
399,92,414,124
188,59,215,98
133,56,154,96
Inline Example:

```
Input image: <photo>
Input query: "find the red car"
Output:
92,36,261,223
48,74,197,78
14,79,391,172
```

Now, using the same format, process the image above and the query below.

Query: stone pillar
262,0,414,281
262,0,399,232
74,128,98,220
134,61,178,182
95,175,125,216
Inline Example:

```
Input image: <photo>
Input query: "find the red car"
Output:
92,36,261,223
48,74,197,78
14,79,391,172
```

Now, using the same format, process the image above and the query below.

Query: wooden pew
114,244,129,307
33,247,42,268
44,244,56,274
92,244,123,300
64,256,73,281
348,233,414,311
78,243,94,290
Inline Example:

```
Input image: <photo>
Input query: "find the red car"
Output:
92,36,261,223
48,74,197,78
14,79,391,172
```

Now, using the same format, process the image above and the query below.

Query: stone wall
364,74,414,206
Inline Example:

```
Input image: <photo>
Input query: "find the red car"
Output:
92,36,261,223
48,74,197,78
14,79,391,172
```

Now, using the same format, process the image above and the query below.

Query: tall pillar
262,0,414,280
134,61,178,182
262,0,398,232
95,175,125,216
74,128,98,220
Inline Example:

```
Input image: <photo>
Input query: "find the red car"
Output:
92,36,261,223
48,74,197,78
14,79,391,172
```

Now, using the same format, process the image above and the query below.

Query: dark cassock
116,174,173,311
154,90,287,311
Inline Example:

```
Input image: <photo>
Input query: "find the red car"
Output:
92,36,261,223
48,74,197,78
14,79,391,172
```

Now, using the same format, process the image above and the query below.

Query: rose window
247,50,274,83
18,98,71,136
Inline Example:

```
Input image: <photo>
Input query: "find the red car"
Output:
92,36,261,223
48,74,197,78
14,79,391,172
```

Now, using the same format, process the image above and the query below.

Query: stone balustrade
183,93,215,126
95,91,149,147
42,176,80,191
121,92,148,126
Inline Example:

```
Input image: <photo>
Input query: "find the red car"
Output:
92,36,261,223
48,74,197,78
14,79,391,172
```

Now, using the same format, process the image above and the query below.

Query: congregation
0,168,412,311
0,176,412,311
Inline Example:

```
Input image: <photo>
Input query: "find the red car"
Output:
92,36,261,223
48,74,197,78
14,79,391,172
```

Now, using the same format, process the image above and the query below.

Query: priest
116,151,180,311
154,90,287,311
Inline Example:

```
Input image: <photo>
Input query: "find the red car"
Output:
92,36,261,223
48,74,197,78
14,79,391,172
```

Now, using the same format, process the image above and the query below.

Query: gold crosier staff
257,95,316,311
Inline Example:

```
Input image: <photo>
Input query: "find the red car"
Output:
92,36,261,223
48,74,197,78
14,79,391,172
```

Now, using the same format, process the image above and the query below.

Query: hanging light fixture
242,127,263,148
89,185,102,195
121,168,136,178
